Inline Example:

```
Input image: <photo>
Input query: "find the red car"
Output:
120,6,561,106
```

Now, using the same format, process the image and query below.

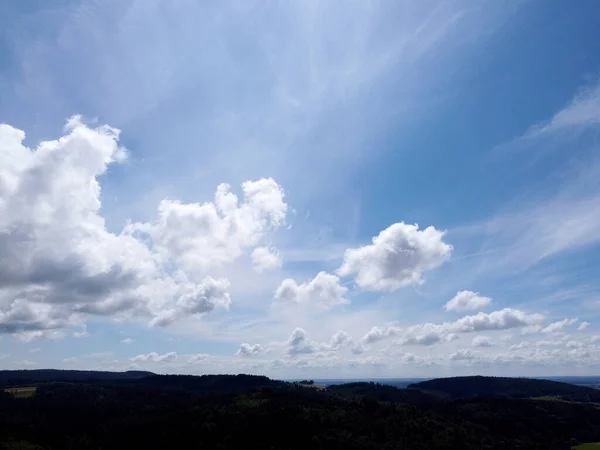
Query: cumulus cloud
274,272,349,309
283,328,354,357
362,309,544,348
131,351,177,362
541,318,578,333
361,326,397,344
286,328,315,356
398,324,450,346
129,178,287,272
445,290,492,312
449,308,544,333
121,338,134,344
251,247,282,272
148,277,231,327
0,117,288,336
449,349,477,361
472,336,492,347
236,343,264,357
337,222,452,291
318,331,354,352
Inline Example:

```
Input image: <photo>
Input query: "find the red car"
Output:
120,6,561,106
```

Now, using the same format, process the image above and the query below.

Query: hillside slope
0,370,154,387
408,376,600,402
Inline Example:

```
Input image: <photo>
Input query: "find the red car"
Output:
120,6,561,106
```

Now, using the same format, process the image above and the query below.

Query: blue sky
1,0,600,378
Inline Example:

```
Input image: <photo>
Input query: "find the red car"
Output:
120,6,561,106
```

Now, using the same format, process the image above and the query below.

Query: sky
1,0,600,379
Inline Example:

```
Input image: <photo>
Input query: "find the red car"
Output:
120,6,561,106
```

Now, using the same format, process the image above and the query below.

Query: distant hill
118,373,286,393
0,369,154,387
0,370,288,396
328,382,445,404
408,376,600,402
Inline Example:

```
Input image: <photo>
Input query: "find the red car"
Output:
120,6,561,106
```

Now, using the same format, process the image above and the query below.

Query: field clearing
4,386,36,398
573,444,600,449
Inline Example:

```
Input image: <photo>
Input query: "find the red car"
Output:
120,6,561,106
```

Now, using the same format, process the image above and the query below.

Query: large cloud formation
338,222,452,291
0,117,287,338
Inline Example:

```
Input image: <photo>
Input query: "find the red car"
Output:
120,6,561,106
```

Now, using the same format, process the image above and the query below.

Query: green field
573,444,600,449
4,386,36,398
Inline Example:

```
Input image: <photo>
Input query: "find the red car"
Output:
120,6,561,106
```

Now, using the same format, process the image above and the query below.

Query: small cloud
445,290,492,312
236,343,264,357
472,336,492,347
30,348,41,353
121,338,134,344
73,331,89,338
542,318,578,333
449,349,476,361
578,321,590,331
131,352,177,363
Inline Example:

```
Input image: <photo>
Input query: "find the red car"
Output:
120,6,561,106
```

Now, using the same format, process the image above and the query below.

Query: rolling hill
407,376,600,402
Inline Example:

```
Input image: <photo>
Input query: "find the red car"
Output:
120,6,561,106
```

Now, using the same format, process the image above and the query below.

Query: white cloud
541,318,578,333
362,309,544,348
131,351,177,363
121,338,134,344
509,342,529,351
338,222,452,291
450,309,544,333
472,336,492,347
274,272,349,309
449,348,477,361
286,328,315,356
251,247,282,272
361,326,395,344
130,178,287,272
282,328,353,357
236,343,264,357
0,118,292,336
319,331,354,352
578,321,590,331
445,290,492,312
148,277,231,327
397,324,447,346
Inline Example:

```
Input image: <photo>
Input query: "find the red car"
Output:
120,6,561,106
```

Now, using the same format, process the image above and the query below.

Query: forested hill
3,372,600,448
327,381,445,404
2,376,600,449
408,375,600,402
0,369,154,387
